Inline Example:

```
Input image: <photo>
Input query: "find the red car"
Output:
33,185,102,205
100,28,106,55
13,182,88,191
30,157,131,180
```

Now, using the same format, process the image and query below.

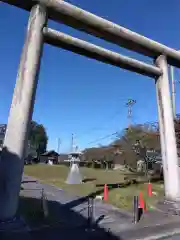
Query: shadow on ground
21,180,37,184
17,195,122,240
96,182,131,189
82,178,96,183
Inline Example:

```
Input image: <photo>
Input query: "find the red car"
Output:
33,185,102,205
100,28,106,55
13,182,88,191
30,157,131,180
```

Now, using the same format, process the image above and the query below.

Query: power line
83,119,162,150
76,96,133,141
77,108,123,139
86,132,118,146
84,120,158,148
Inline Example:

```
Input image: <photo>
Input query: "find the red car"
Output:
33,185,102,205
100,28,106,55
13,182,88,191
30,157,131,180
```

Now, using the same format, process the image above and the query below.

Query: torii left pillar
0,4,46,221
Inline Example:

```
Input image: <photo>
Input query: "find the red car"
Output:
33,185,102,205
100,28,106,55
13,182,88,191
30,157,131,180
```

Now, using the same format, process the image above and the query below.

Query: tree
29,121,48,156
83,122,161,169
83,146,114,169
111,124,160,168
121,125,160,151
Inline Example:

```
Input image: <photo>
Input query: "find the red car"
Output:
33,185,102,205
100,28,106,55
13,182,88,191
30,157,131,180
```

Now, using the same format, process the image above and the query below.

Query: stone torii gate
1,0,180,221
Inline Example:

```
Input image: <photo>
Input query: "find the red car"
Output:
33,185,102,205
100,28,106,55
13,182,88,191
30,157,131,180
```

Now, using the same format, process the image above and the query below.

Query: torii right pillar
155,55,180,201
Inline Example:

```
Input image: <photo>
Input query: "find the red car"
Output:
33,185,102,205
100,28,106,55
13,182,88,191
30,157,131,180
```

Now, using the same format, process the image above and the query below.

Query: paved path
21,175,133,232
20,175,180,240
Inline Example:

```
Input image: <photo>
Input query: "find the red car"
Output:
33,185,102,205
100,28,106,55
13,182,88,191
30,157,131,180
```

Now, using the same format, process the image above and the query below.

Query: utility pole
57,138,61,154
126,99,136,128
71,133,74,152
170,66,176,119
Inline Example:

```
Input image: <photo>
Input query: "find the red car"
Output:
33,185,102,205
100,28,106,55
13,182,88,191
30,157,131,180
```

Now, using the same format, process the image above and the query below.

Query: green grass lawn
24,164,164,210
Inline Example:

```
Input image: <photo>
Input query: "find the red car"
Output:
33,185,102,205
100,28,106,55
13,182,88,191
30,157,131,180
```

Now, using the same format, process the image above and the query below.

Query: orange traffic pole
139,192,145,211
148,182,152,197
104,184,108,201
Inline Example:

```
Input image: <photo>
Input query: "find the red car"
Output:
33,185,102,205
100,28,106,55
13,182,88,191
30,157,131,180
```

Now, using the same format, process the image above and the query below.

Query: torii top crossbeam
2,0,180,68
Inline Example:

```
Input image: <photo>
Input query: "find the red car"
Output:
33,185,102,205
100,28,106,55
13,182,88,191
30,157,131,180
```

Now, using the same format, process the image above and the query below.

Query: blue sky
1,0,180,152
